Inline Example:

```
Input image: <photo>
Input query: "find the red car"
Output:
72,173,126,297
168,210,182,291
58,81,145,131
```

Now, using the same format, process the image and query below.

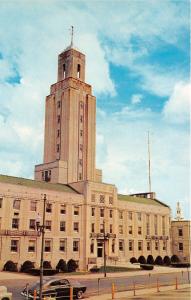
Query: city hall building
0,41,171,271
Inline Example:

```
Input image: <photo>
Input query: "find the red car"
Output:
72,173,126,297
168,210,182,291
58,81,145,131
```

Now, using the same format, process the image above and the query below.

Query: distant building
0,40,171,271
171,203,190,263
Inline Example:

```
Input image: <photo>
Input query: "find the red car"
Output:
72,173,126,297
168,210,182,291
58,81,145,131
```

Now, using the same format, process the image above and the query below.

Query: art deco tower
35,41,102,184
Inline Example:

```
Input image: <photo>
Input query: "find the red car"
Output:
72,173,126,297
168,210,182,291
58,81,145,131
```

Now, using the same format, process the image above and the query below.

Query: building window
13,199,20,210
119,240,124,251
74,206,79,216
46,203,52,213
109,210,113,218
30,201,37,211
119,225,123,234
28,240,35,252
80,115,83,122
60,205,66,214
0,197,3,208
119,211,123,219
138,241,143,251
128,212,132,220
77,64,81,78
73,240,79,252
112,240,115,253
57,115,60,123
57,130,60,138
129,226,132,234
100,195,105,203
57,144,60,153
100,208,104,218
110,224,113,234
178,228,183,237
79,159,83,166
80,130,83,137
60,221,66,232
162,216,165,235
91,194,96,202
73,222,79,233
91,207,95,217
163,241,167,250
138,227,142,235
44,240,51,252
129,240,133,251
29,219,36,230
179,242,183,251
12,218,19,229
155,241,159,250
147,242,151,251
79,144,83,151
63,64,66,78
146,214,150,235
57,100,61,108
78,173,82,180
109,196,113,205
137,212,141,221
91,223,95,233
60,239,66,252
154,215,158,235
100,224,104,233
44,170,51,182
45,220,51,231
90,240,94,254
11,240,19,252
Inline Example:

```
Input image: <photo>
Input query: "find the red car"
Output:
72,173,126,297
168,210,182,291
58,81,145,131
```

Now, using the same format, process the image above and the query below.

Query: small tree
56,259,67,272
171,255,180,263
147,255,154,265
130,257,137,264
138,256,146,264
43,261,52,269
20,260,34,273
67,259,78,272
155,256,163,265
3,260,18,272
163,256,171,266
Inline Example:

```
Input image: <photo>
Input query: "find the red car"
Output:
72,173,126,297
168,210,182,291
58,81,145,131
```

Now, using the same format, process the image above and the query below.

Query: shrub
140,264,154,270
171,255,180,263
20,260,34,273
147,255,154,265
138,256,146,264
3,260,18,272
43,261,52,269
163,256,171,266
67,259,78,272
155,256,163,265
130,257,138,264
56,259,67,272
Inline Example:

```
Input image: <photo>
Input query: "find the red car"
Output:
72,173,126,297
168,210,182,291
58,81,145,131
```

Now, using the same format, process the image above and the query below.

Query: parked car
0,286,12,300
21,278,86,299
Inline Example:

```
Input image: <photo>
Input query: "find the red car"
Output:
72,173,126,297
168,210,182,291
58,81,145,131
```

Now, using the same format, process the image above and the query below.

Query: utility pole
148,131,152,193
36,193,46,300
103,220,107,277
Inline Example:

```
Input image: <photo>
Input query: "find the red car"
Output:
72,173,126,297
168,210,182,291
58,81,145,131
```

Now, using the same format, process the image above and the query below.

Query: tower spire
70,25,74,48
147,131,152,193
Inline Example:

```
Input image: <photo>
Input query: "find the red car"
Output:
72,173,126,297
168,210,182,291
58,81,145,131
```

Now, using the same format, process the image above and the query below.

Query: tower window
77,64,80,78
57,101,61,108
57,144,60,152
57,130,60,138
63,64,66,79
57,115,60,123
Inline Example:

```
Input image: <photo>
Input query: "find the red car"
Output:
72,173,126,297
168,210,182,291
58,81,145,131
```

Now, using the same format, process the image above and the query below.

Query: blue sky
0,0,190,218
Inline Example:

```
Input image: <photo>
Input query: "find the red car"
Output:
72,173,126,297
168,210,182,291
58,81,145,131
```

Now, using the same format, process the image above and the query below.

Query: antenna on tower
147,131,152,193
70,25,74,47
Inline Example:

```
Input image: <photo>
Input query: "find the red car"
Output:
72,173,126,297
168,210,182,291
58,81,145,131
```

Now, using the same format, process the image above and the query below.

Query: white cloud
131,94,143,104
163,82,191,124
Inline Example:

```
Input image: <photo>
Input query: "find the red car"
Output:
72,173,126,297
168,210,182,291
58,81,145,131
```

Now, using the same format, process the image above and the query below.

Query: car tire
76,290,83,299
2,298,10,300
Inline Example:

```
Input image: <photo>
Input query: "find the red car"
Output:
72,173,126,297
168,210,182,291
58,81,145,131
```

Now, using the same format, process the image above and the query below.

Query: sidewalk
88,284,191,300
0,266,190,280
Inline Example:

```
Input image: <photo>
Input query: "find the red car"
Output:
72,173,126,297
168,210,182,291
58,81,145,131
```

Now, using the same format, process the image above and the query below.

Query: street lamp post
36,193,47,300
103,220,107,278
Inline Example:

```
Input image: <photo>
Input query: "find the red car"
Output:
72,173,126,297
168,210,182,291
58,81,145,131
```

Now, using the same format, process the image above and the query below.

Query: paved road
125,287,191,299
0,271,190,299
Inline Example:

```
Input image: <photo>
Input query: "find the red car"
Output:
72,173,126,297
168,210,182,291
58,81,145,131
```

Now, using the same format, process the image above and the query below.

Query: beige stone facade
0,43,173,271
171,220,191,263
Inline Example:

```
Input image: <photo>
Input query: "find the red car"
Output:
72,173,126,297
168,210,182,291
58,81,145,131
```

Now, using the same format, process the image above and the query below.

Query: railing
145,235,169,240
90,233,116,239
0,229,40,237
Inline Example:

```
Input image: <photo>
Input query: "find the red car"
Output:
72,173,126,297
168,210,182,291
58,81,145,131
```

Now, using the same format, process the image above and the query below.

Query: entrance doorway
97,241,103,257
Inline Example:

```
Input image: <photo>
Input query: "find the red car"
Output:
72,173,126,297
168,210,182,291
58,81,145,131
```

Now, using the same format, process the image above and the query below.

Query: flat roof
118,194,169,207
0,174,79,194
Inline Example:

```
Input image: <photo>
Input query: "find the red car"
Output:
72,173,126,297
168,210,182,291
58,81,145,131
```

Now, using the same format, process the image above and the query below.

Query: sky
0,0,190,218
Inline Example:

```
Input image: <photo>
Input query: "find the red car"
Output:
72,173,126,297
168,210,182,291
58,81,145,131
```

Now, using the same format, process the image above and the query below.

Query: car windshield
29,279,50,290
